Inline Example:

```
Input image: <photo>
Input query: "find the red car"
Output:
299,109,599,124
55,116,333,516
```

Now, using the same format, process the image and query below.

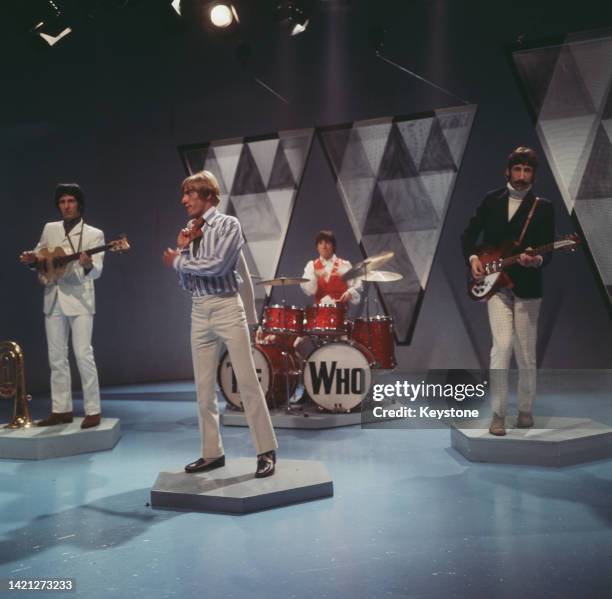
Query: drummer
300,230,361,305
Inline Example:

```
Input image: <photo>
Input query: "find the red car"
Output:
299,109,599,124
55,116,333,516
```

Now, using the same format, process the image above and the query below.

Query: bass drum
303,341,374,412
218,344,299,410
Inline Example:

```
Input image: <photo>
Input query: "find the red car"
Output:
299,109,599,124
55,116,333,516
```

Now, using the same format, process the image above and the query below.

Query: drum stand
361,264,376,366
278,279,294,414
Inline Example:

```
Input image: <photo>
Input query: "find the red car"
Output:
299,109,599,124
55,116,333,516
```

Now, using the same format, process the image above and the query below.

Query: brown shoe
37,412,73,427
488,413,506,436
81,414,101,429
516,411,534,428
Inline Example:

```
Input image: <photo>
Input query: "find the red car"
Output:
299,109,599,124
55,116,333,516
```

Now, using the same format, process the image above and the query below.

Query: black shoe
184,455,225,473
255,450,276,478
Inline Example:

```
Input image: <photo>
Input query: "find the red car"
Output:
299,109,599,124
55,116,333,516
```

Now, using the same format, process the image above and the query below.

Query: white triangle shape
211,141,243,194
419,172,456,219
279,130,313,183
355,121,393,175
399,230,437,288
569,38,612,112
248,138,280,188
538,114,598,211
248,239,282,282
396,118,434,169
267,188,296,230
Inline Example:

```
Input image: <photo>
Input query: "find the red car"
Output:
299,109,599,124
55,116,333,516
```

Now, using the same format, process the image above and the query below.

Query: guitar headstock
553,233,581,253
108,235,131,253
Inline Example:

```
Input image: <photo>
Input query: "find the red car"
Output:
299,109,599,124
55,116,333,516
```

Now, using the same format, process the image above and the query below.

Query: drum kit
217,251,402,413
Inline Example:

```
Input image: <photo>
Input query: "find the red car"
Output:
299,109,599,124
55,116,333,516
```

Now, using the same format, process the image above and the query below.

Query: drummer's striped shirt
172,206,244,296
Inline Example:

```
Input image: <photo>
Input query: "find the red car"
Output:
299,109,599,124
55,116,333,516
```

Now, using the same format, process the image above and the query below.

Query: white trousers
190,294,278,458
45,302,101,415
487,289,541,417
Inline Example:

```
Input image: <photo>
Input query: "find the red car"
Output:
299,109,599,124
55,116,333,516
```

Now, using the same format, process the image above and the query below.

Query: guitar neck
501,242,556,268
59,244,108,265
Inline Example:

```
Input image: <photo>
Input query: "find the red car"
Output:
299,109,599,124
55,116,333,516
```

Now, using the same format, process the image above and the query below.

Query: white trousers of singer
45,301,101,415
190,294,278,458
487,288,541,417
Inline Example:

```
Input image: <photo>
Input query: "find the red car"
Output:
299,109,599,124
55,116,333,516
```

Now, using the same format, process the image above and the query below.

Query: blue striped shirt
173,206,245,297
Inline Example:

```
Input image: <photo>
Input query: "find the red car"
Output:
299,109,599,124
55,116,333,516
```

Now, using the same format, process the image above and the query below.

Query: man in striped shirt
163,171,278,478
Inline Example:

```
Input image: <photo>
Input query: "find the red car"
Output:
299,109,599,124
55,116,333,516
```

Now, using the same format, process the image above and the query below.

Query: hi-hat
342,251,394,280
357,270,403,282
257,276,309,286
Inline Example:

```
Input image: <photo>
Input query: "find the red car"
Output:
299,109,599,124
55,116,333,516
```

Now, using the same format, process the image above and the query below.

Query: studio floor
1,380,612,599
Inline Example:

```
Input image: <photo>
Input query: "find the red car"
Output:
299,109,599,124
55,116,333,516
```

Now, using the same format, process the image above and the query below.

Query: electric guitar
35,235,130,285
468,234,581,301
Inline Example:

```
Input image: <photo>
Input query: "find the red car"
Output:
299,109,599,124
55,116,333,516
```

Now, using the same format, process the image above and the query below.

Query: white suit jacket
33,220,105,316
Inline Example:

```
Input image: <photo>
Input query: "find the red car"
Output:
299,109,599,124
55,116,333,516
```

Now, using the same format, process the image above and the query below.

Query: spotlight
208,3,239,29
277,1,312,37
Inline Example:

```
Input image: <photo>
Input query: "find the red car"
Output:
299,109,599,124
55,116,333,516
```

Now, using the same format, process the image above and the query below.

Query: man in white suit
20,183,105,429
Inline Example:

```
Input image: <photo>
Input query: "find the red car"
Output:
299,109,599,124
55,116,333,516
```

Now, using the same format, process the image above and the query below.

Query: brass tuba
0,341,33,429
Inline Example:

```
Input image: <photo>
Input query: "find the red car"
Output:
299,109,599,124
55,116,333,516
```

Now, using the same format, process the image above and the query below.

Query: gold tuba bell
0,341,33,429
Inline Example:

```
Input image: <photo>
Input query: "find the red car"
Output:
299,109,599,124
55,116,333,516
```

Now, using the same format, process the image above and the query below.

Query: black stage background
1,0,611,393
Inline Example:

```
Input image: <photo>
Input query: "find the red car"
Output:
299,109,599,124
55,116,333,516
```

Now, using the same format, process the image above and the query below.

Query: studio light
208,3,239,29
277,1,312,37
35,22,73,46
171,0,182,16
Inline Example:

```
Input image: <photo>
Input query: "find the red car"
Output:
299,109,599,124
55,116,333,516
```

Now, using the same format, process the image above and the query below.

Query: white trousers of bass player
45,302,101,416
190,294,278,459
487,288,541,417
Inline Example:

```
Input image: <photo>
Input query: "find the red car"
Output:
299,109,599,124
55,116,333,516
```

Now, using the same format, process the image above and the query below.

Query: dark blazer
461,187,555,298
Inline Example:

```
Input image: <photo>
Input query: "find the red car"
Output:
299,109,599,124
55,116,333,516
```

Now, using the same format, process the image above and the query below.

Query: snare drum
262,305,304,336
303,341,374,412
349,316,396,369
218,343,300,410
304,304,346,335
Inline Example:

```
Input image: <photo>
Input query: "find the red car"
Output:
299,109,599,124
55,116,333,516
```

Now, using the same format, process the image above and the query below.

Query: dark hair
315,230,337,251
55,183,85,214
507,147,539,173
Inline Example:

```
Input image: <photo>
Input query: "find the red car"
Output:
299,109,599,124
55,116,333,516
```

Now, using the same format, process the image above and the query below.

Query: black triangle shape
319,126,353,178
232,144,267,195
377,123,419,180
576,125,612,200
363,184,398,235
268,141,296,189
419,117,457,172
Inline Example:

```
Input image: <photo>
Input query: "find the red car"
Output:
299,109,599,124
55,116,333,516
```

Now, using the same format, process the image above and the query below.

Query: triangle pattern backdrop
514,31,612,306
318,107,477,343
179,129,314,312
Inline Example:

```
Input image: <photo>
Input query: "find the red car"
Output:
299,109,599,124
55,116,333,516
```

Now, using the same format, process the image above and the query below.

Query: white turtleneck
507,182,531,221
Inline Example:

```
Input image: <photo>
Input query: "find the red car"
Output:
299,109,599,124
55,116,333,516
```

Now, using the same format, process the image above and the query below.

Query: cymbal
256,276,309,286
357,270,403,282
342,251,394,280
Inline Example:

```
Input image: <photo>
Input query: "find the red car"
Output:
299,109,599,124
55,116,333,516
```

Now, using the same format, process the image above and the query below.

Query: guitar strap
65,220,85,255
516,197,539,247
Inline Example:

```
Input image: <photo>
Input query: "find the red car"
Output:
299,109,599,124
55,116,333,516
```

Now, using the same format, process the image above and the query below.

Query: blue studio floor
1,381,612,599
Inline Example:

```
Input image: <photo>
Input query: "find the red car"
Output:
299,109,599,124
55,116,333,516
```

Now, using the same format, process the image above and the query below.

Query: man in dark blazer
461,147,555,435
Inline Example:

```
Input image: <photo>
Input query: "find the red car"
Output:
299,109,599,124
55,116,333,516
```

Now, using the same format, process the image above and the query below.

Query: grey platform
0,418,121,460
451,416,612,467
151,458,333,514
221,406,361,429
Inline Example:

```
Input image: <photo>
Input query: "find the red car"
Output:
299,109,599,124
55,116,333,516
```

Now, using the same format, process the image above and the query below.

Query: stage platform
0,418,121,460
451,416,612,466
151,458,333,514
